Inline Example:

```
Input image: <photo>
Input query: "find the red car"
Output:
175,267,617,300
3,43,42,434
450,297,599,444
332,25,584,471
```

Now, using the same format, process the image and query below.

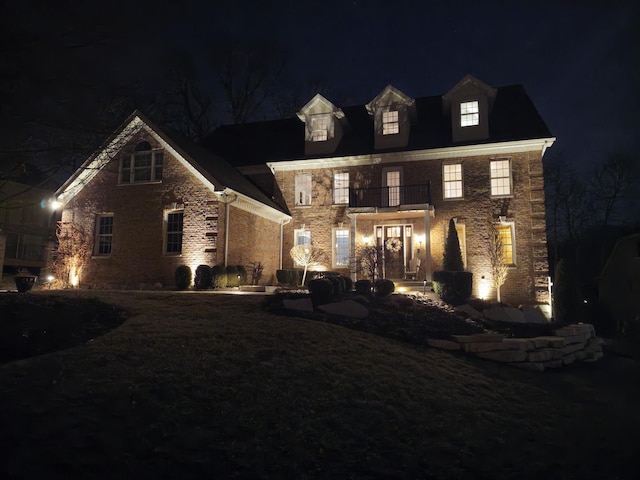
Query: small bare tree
289,244,324,286
52,221,92,288
357,244,381,283
488,221,509,303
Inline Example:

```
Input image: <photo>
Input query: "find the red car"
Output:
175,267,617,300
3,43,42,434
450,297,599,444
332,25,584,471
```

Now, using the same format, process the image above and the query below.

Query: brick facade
58,129,283,289
276,148,549,305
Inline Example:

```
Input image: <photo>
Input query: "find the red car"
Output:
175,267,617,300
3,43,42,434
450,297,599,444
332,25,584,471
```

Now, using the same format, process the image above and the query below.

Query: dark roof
204,84,553,167
157,126,287,214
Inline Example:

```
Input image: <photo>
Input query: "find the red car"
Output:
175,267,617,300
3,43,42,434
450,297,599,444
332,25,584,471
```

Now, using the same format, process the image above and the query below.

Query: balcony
349,183,431,209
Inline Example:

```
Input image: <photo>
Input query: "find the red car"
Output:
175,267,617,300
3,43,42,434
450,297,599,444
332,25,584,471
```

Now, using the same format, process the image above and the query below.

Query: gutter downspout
279,217,292,269
220,191,238,267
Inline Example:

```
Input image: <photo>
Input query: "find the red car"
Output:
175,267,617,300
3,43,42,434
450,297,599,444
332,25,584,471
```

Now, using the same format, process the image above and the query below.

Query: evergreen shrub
174,265,192,290
194,265,213,290
211,265,227,288
308,278,334,306
375,279,395,297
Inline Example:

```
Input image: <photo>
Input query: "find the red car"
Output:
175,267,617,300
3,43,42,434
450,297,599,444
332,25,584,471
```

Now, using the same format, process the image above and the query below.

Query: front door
376,225,413,279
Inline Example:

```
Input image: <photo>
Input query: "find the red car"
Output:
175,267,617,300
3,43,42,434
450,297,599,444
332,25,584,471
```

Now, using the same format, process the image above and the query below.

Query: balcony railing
349,183,431,209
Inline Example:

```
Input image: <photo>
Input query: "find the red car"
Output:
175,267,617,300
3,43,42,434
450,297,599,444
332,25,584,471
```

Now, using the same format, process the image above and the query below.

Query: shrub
194,265,212,290
276,269,301,287
432,270,472,305
355,279,372,296
225,265,240,287
248,261,264,285
443,218,464,272
211,265,227,288
174,265,192,290
308,278,334,306
375,278,395,297
326,276,343,296
342,276,353,293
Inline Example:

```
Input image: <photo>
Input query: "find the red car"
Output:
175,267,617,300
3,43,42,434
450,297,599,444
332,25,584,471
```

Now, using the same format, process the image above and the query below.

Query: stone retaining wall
428,323,603,372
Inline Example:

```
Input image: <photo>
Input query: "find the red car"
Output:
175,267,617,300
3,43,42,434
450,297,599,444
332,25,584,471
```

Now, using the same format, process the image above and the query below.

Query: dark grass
0,290,639,479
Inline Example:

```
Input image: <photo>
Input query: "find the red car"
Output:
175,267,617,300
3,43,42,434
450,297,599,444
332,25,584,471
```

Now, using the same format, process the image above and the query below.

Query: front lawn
0,290,638,479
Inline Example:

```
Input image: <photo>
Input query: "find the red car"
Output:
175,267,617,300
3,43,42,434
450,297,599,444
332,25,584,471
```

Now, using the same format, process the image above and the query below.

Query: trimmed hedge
194,265,212,290
355,279,372,296
375,278,395,297
308,278,334,306
432,270,473,305
276,269,302,287
211,265,227,288
174,265,192,290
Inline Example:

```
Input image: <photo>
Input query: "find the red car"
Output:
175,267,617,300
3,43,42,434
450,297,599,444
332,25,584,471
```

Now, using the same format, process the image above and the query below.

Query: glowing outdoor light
479,275,490,300
416,234,425,253
49,198,61,210
363,236,371,245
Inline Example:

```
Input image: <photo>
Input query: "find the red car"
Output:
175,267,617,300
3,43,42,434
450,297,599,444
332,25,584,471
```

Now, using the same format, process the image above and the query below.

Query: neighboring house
0,181,58,279
53,74,554,304
53,113,290,289
598,233,640,331
207,75,555,304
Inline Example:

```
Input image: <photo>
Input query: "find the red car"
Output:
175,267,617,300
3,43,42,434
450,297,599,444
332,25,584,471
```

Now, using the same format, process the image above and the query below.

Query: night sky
3,0,639,174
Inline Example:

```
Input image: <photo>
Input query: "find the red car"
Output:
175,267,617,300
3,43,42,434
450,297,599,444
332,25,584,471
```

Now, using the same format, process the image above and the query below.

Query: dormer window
382,110,399,135
460,101,479,127
311,115,328,142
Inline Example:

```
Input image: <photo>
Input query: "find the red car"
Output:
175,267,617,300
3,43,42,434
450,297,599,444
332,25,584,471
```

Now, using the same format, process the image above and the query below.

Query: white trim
216,188,289,224
267,138,556,171
56,117,145,205
56,115,291,225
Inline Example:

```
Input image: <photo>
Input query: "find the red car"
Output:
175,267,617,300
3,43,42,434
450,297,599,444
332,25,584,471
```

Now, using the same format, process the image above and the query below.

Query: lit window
295,173,312,206
382,110,399,135
294,228,311,246
119,141,163,184
497,223,515,265
333,172,349,204
490,159,512,196
443,163,463,199
311,115,328,141
95,214,114,255
460,100,479,127
333,228,350,267
165,210,184,254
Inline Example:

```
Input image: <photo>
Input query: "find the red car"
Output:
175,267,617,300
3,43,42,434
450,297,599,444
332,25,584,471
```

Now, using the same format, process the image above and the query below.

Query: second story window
311,115,328,142
443,163,463,199
119,141,163,184
490,159,512,197
460,100,479,127
333,172,349,204
382,110,399,135
295,173,312,206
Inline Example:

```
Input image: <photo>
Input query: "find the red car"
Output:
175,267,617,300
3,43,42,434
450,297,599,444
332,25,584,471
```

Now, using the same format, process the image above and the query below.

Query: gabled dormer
366,85,416,150
297,94,346,155
443,74,497,143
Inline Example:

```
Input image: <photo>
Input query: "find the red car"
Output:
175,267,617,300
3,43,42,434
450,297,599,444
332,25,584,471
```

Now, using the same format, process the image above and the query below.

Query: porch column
349,214,357,281
424,209,432,282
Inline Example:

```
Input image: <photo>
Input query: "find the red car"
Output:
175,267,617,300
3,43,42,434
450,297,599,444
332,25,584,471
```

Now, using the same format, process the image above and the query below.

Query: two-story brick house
54,75,554,304
207,75,555,304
